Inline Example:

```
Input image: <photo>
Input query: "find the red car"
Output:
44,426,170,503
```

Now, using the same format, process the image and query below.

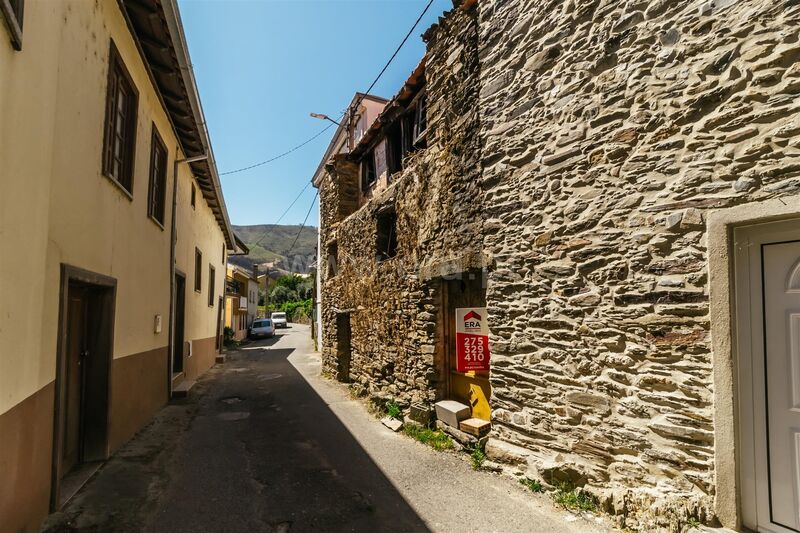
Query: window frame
361,149,377,191
376,209,398,262
208,265,215,307
194,248,202,293
102,41,139,198
0,0,24,51
147,124,168,228
385,121,404,178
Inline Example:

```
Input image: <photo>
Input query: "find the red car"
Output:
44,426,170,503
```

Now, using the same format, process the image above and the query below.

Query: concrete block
434,400,470,428
409,402,434,426
381,417,403,432
459,418,491,437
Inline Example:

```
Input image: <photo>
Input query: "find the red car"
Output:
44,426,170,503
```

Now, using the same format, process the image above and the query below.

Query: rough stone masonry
318,0,800,529
479,0,800,529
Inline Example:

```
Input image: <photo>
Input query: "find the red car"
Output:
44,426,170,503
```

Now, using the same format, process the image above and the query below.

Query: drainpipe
168,152,208,399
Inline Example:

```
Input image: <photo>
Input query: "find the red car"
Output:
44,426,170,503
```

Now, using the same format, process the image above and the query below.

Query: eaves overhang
118,0,235,249
311,92,390,189
349,58,426,161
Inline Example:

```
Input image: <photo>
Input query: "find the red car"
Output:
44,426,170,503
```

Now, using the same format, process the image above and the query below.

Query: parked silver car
249,319,275,338
270,312,288,328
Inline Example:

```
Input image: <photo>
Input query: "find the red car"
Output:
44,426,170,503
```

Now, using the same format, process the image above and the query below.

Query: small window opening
361,150,376,191
376,210,398,261
191,182,196,209
327,241,338,278
386,122,404,177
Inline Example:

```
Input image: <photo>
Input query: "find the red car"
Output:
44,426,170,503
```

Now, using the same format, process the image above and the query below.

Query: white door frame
734,219,800,533
707,195,800,530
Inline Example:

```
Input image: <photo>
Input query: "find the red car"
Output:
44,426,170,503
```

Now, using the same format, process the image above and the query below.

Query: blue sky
179,0,450,227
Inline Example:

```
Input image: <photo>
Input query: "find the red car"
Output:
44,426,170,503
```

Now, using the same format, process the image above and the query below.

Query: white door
736,220,800,532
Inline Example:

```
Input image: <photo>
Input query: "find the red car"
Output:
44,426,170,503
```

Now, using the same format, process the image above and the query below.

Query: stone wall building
315,0,800,530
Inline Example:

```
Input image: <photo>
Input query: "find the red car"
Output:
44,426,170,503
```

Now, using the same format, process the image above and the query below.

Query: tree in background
266,274,313,324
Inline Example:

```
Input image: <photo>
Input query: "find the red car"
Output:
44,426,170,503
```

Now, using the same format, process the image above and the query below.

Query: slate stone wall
318,4,482,406
478,0,800,527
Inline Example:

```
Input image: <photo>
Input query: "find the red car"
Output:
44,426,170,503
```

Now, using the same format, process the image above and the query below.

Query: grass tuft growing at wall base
402,425,454,451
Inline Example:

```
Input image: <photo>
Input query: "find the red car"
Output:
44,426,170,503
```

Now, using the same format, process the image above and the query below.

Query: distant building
0,1,234,529
225,263,258,340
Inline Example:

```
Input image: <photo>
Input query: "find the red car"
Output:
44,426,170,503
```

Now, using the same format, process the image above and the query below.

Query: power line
219,123,335,176
250,181,312,249
218,0,436,176
352,0,435,114
285,190,319,260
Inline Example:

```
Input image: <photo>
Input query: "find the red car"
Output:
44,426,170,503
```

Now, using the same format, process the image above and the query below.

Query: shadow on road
147,334,431,532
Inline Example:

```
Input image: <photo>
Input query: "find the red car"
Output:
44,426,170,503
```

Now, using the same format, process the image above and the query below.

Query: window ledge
148,215,165,231
103,173,134,201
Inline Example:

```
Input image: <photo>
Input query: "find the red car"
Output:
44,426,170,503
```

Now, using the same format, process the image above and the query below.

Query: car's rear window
254,320,271,327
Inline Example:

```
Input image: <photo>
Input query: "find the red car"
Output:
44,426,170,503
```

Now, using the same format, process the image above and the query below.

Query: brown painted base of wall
184,335,218,382
0,382,55,533
109,346,168,452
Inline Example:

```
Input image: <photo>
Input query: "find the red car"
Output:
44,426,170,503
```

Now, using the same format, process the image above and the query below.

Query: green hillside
231,224,317,274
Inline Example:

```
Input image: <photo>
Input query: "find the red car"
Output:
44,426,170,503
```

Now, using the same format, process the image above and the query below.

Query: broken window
376,209,398,261
361,150,376,190
327,241,338,278
386,121,404,177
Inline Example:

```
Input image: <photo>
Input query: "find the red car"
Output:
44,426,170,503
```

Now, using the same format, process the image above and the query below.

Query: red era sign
455,307,490,372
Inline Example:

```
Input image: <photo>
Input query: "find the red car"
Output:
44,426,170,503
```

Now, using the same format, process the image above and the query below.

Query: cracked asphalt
44,325,614,533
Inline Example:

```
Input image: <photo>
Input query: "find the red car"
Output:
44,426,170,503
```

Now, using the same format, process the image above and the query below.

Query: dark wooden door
336,313,351,382
63,287,88,475
174,274,185,373
215,296,223,350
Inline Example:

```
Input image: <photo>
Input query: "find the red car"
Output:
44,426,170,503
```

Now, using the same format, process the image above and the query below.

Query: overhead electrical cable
250,181,313,249
285,190,319,260
219,123,335,176
218,0,436,176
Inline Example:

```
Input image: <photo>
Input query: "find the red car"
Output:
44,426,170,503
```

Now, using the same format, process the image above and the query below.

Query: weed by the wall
552,482,597,512
519,478,544,493
386,399,402,420
402,424,454,451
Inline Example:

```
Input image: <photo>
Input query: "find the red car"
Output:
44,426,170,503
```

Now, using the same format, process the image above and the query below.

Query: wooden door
336,313,351,382
442,274,491,421
63,287,88,475
174,274,185,373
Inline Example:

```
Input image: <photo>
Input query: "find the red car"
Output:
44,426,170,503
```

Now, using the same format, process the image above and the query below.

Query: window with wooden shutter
102,42,138,196
147,125,168,226
0,0,24,50
208,265,215,306
194,248,202,292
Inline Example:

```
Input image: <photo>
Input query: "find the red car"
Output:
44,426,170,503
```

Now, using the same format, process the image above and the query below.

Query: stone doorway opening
439,270,490,421
336,312,352,382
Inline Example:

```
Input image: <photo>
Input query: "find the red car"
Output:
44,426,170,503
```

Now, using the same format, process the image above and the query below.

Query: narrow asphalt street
44,325,614,533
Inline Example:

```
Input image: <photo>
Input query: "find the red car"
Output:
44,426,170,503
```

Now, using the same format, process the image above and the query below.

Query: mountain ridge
230,224,317,274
